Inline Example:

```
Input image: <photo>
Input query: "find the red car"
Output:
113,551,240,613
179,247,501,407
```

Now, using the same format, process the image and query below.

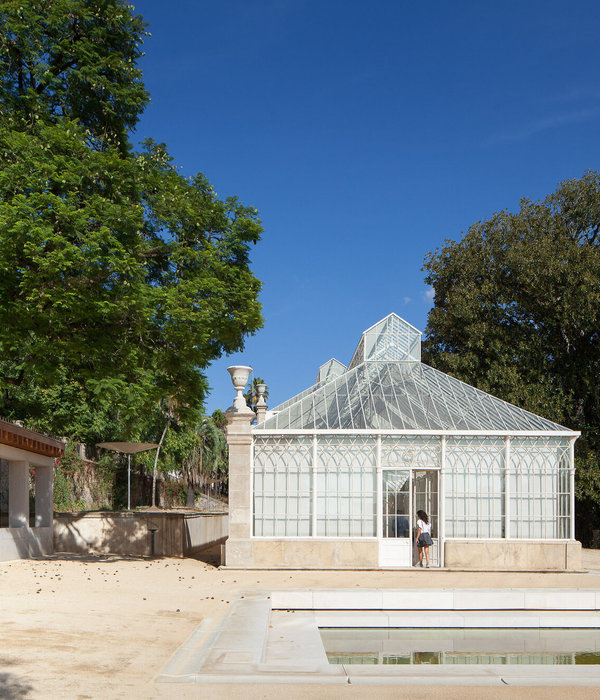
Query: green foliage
0,1,263,445
423,171,600,525
53,440,117,510
211,409,227,432
137,414,228,487
183,418,228,487
53,463,74,511
244,376,269,413
0,0,148,150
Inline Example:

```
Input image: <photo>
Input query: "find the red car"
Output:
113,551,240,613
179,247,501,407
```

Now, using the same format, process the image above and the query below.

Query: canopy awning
96,442,159,454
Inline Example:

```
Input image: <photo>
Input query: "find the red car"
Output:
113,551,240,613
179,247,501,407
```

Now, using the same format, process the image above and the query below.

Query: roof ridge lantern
316,358,347,383
348,313,421,369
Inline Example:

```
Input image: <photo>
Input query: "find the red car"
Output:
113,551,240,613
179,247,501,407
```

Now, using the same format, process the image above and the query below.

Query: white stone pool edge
156,588,600,686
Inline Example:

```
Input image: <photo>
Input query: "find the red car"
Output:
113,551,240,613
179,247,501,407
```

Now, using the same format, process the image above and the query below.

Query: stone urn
227,365,253,412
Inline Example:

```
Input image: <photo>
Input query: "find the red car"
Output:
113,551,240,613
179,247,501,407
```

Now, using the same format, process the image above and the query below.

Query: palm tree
182,418,227,507
243,377,269,412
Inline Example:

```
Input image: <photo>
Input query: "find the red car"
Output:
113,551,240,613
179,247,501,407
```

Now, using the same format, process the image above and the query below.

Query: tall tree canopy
0,0,263,441
423,171,600,533
0,0,148,149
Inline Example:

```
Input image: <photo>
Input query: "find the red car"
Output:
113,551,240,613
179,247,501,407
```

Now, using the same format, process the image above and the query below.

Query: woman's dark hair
417,509,428,524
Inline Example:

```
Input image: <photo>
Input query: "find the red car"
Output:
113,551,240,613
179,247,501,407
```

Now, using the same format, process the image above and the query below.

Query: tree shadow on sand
0,672,33,699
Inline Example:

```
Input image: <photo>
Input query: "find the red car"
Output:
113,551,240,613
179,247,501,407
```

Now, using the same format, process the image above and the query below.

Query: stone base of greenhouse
224,537,582,570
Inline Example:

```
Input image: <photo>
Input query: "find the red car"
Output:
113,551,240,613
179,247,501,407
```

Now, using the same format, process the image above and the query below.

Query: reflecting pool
320,628,600,665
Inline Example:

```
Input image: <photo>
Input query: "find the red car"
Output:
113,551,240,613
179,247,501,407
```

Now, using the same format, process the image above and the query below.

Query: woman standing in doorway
415,510,433,567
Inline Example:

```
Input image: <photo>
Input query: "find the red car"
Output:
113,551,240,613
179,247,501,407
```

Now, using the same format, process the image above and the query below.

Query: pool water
320,628,600,665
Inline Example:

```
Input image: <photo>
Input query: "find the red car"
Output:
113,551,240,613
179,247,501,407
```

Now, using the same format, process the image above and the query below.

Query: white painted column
376,435,382,539
569,437,576,540
8,460,29,528
504,437,511,540
249,440,254,536
439,435,446,568
34,465,53,527
311,434,317,537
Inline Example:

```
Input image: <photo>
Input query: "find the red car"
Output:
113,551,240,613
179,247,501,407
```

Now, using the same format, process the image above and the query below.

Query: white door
379,469,411,567
412,470,440,567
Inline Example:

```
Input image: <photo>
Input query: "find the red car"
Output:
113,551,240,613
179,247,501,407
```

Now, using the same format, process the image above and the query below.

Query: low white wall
271,588,600,611
0,526,52,561
183,513,228,555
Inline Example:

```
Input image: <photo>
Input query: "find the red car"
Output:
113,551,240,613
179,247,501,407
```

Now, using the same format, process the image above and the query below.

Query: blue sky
134,0,600,413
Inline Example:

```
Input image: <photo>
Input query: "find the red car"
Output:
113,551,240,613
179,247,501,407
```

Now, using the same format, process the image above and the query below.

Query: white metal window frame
251,432,578,543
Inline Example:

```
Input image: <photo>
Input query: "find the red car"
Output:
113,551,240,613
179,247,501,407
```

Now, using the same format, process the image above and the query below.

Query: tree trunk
151,417,171,508
186,485,195,508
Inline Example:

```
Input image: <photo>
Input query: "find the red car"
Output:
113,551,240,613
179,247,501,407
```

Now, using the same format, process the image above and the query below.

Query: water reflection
320,628,600,665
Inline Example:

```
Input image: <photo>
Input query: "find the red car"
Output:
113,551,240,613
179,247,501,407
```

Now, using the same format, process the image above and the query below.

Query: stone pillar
35,465,53,527
255,402,267,425
8,460,29,528
255,383,268,425
225,408,255,566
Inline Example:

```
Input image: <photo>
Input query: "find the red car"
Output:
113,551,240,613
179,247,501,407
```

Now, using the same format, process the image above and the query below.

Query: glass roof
317,358,347,383
348,313,421,368
259,314,569,433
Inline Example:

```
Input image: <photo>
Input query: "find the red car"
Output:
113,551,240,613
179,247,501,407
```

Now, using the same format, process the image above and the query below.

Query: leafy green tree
0,0,148,150
0,1,263,446
211,408,228,432
423,171,600,540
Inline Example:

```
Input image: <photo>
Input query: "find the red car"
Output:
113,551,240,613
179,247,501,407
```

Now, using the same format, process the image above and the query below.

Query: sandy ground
2,548,600,699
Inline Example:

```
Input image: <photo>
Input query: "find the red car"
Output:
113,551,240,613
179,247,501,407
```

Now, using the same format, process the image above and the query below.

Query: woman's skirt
417,532,433,548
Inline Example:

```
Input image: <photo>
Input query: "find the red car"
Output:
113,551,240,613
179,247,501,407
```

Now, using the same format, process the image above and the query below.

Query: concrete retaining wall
54,511,228,557
183,513,228,555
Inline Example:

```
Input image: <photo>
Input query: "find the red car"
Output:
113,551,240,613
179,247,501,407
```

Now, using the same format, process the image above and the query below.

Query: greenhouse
224,314,581,570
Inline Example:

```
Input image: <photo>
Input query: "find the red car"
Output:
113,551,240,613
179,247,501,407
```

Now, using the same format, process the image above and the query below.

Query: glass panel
413,470,438,539
348,314,421,368
444,437,505,538
253,436,312,468
317,358,347,383
382,470,410,538
558,455,571,538
317,436,376,468
253,466,312,536
509,437,570,539
316,467,376,537
381,436,440,469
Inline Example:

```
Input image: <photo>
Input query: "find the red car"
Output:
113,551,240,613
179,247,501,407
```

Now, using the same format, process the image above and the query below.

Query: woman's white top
417,519,431,534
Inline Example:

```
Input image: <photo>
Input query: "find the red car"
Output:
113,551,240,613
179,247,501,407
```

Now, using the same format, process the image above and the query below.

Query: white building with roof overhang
0,421,63,561
224,314,581,570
